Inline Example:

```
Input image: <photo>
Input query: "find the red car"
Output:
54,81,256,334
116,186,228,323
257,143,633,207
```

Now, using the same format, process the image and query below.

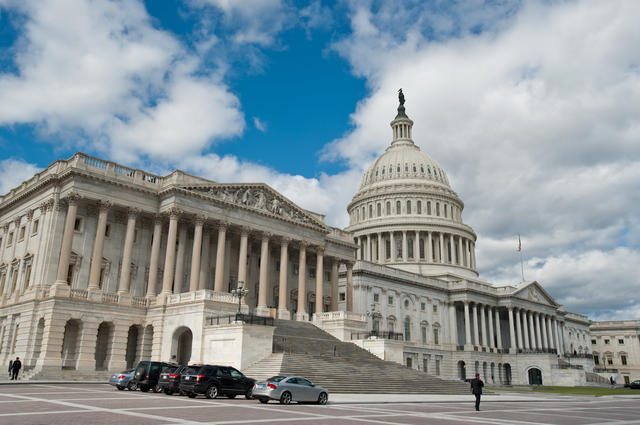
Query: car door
217,367,234,392
286,377,307,401
227,367,246,394
296,377,317,402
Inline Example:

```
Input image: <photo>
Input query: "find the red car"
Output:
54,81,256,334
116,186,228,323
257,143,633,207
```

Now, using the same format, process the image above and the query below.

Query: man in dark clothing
7,359,13,378
470,373,484,411
10,357,21,380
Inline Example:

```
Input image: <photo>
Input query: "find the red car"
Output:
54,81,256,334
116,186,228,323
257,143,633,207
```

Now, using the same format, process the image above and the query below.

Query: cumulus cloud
325,0,640,318
0,0,244,163
253,117,267,132
0,159,40,196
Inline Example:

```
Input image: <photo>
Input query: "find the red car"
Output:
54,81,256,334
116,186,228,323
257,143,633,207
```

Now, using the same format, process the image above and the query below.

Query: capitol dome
346,92,478,278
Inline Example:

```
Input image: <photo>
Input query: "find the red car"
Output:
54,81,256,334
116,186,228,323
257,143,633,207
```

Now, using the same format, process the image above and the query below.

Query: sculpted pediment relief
513,282,556,306
182,184,326,229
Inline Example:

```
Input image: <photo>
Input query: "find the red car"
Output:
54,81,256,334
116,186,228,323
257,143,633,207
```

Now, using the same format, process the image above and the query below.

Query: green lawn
488,386,640,396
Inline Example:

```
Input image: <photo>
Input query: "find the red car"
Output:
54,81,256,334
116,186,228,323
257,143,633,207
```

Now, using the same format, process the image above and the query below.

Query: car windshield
184,367,201,375
266,376,287,383
163,366,178,373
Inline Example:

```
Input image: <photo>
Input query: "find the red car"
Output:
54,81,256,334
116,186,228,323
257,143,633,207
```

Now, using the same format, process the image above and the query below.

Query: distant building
590,321,640,385
0,96,601,385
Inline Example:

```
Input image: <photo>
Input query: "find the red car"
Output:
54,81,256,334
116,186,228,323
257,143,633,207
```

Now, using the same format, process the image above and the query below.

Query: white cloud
0,0,244,163
0,159,40,196
324,0,640,318
253,117,267,132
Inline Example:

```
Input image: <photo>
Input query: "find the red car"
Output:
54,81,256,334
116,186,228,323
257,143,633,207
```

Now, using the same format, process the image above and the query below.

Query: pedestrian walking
470,373,484,411
7,359,13,378
10,357,21,380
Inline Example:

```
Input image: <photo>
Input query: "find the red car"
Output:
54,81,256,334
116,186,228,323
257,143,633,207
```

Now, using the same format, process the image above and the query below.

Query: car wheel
127,382,137,391
140,385,149,392
205,385,219,399
259,399,268,404
245,388,253,400
152,384,162,393
187,392,197,398
226,394,236,399
164,389,173,395
116,385,125,391
279,391,292,405
317,392,328,405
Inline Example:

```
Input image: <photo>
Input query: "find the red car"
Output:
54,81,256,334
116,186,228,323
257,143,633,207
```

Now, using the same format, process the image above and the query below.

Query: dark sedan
180,365,255,399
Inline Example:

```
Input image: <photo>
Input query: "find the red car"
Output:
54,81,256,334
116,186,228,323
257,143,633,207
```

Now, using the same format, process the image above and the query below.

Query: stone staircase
21,367,115,381
242,319,469,394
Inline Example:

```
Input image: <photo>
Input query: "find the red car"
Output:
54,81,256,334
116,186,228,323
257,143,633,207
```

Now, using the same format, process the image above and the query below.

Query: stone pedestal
49,283,70,298
88,288,103,303
277,309,291,320
118,293,132,306
255,305,271,318
295,312,309,322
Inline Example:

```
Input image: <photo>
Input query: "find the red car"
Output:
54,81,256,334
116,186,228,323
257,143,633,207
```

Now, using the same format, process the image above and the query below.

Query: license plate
185,376,190,380
256,384,265,388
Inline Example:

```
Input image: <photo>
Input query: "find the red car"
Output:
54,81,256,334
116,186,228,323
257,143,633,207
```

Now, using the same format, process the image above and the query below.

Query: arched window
427,201,431,215
406,200,411,214
433,325,440,345
404,317,411,342
419,238,425,259
444,204,448,218
369,204,373,218
417,201,422,214
388,317,396,333
385,239,391,259
408,238,414,258
377,203,381,217
362,206,365,219
436,203,440,216
396,201,401,215
386,202,391,215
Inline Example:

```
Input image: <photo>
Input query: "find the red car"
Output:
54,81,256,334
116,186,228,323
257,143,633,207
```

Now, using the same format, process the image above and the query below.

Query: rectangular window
435,359,441,375
619,339,624,345
607,357,613,365
388,296,393,305
373,293,379,303
339,293,345,301
66,264,74,285
293,264,298,275
105,224,111,237
594,355,599,365
433,304,438,313
18,226,25,241
427,201,431,215
309,267,315,278
74,217,83,232
24,264,32,289
324,271,330,281
31,219,39,235
423,358,428,373
622,355,628,365
275,261,280,271
417,201,422,214
433,328,439,345
7,232,13,246
421,327,427,344
420,302,425,311
604,339,610,344
591,339,596,345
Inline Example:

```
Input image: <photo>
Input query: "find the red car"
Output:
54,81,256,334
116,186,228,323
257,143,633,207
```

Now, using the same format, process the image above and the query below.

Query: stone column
427,232,432,263
465,239,470,267
472,303,479,346
515,309,523,349
256,234,270,317
480,305,487,347
146,217,163,297
367,235,372,261
213,224,227,292
488,306,495,348
449,302,458,346
390,232,395,261
414,231,420,261
198,227,211,290
88,201,110,290
296,243,308,320
188,217,204,292
160,209,180,295
236,230,248,296
346,262,354,313
553,318,561,353
457,236,463,266
528,311,537,350
508,307,516,351
523,310,531,350
463,301,472,347
330,259,338,311
541,314,549,349
55,194,80,284
547,316,555,350
402,231,407,261
355,237,361,261
277,238,290,319
439,233,444,263
75,319,100,370
118,209,138,294
449,234,455,264
315,248,324,315
495,308,503,349
173,222,187,293
377,233,383,263
535,313,543,349
471,241,476,269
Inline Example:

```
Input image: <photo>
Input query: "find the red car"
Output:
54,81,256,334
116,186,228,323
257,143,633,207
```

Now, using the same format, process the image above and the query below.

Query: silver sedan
252,376,328,405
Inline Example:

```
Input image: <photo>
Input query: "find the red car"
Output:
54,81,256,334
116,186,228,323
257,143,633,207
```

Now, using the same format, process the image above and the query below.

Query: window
406,200,411,214
433,304,438,313
420,302,425,311
377,203,381,217
396,201,401,215
404,317,411,341
66,264,74,285
405,165,408,172
309,267,315,278
433,328,439,345
293,264,299,275
388,296,393,305
275,261,280,271
604,339,610,344
339,293,345,301
385,239,391,259
621,355,628,365
594,354,599,365
74,217,82,231
591,339,596,345
388,319,395,333
607,356,613,365
444,205,448,218
7,232,13,246
18,226,25,241
435,358,441,375
619,339,625,345
436,203,440,216
427,201,431,215
386,202,391,215
419,238,425,259
369,205,373,218
373,293,379,303
31,219,39,235
421,326,427,344
23,264,32,289
324,271,330,281
99,267,106,289
407,238,414,258
396,238,402,259
133,229,138,244
404,299,409,309
417,201,422,214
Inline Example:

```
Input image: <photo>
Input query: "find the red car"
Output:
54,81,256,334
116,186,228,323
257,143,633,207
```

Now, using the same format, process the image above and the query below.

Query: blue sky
0,0,639,320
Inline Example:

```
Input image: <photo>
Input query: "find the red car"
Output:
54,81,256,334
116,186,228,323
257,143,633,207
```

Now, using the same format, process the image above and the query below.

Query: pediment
181,183,327,230
512,281,557,307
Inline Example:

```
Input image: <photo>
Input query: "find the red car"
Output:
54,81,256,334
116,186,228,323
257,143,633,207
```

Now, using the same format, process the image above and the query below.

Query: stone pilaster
107,321,129,372
76,319,100,371
213,224,227,292
189,216,204,292
256,234,271,317
277,238,290,319
296,243,308,321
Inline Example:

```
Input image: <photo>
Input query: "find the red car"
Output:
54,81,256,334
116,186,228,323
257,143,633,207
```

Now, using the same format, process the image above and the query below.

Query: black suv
179,365,256,399
159,365,193,395
133,361,175,392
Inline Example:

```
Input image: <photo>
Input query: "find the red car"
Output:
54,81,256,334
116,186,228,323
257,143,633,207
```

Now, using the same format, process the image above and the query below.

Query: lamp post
231,280,249,314
366,303,377,337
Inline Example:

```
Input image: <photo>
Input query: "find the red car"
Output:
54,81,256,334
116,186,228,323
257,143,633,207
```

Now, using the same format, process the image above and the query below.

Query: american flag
517,235,521,252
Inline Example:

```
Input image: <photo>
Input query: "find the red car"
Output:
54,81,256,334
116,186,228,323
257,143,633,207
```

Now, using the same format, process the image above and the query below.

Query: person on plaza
7,359,13,378
10,357,21,380
470,373,484,411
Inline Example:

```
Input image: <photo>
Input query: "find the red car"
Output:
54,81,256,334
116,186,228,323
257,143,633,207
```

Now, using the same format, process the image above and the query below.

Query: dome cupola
346,90,478,278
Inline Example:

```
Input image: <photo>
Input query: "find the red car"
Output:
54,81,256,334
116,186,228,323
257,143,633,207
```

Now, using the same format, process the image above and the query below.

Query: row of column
355,231,475,269
461,302,503,350
54,199,355,317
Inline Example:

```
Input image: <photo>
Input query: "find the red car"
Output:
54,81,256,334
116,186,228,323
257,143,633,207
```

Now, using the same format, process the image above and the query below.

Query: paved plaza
0,384,638,425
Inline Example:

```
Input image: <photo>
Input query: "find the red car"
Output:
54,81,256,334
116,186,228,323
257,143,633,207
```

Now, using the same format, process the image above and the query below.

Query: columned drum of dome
346,94,478,278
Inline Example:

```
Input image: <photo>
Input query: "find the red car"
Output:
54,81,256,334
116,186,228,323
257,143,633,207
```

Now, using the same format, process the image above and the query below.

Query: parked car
132,361,175,392
108,369,136,391
179,365,255,399
624,380,640,389
159,365,193,395
252,376,328,405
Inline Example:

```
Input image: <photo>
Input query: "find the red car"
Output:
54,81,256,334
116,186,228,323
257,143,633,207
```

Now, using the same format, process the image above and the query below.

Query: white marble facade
0,97,599,385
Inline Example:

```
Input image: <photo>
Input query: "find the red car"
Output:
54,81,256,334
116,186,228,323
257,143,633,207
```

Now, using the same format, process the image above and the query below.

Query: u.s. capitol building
0,96,624,386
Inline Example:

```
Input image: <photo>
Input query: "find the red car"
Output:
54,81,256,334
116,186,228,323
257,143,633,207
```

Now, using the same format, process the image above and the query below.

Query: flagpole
518,234,525,282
